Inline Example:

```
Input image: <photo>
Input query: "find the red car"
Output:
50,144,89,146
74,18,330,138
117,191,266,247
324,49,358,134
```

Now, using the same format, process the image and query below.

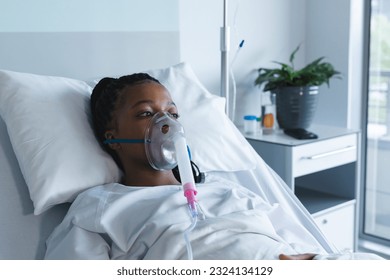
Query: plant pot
273,86,319,129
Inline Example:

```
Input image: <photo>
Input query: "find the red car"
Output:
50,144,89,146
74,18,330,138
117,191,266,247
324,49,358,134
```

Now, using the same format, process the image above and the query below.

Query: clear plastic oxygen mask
104,112,198,259
144,112,185,170
146,112,198,260
144,112,198,216
103,111,198,216
146,112,200,260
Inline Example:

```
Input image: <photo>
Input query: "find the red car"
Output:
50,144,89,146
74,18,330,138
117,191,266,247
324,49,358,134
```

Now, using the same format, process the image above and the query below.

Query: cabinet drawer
293,134,357,177
313,203,355,252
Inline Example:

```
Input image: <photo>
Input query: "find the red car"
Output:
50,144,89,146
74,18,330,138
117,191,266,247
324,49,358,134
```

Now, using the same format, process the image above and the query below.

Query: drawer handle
302,145,356,160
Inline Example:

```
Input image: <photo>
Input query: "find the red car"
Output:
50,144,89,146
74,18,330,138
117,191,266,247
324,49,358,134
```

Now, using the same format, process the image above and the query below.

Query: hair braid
90,73,160,169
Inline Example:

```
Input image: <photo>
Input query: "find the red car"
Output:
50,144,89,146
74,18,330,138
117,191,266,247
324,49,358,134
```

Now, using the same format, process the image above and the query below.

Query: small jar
243,115,257,134
263,111,274,128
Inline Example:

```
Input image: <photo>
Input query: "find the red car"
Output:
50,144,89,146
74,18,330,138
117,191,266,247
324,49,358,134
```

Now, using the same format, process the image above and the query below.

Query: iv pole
220,0,230,118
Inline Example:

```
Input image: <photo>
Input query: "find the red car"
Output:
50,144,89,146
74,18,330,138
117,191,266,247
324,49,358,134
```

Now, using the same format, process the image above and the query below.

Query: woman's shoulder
75,182,117,201
68,183,121,214
72,182,166,210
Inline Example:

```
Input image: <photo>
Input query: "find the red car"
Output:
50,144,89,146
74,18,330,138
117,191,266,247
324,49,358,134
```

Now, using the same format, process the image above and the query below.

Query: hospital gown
44,176,380,260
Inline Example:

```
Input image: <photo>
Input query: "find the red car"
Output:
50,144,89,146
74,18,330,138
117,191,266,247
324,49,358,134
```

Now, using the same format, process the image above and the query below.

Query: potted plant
254,45,341,132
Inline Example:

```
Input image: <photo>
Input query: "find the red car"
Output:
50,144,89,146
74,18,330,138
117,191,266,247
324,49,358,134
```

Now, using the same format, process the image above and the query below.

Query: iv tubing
184,210,197,260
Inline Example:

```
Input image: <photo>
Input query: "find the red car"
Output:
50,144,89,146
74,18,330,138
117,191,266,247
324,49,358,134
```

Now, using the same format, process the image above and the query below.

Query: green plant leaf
289,44,301,67
255,45,341,92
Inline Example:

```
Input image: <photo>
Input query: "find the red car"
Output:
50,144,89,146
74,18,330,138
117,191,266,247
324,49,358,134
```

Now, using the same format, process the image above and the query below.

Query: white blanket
45,175,331,260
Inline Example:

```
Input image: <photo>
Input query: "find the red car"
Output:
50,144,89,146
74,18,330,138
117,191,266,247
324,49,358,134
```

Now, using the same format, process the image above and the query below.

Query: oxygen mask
104,111,198,259
144,111,185,171
104,111,185,171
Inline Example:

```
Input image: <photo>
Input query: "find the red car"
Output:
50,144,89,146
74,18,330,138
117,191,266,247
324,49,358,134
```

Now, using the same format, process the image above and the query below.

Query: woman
45,73,379,260
91,74,184,187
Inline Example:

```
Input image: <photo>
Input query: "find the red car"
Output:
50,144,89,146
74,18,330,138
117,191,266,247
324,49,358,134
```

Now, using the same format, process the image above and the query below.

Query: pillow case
0,70,121,215
0,63,255,215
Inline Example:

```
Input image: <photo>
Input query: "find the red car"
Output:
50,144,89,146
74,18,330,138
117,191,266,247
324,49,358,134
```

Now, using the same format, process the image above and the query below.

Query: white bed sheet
44,175,326,260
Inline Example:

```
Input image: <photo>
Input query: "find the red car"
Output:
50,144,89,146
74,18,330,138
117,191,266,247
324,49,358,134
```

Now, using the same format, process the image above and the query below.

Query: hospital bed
0,33,338,260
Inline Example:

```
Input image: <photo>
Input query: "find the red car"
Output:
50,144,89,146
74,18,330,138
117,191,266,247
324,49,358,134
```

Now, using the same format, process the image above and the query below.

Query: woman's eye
170,113,180,119
138,111,153,117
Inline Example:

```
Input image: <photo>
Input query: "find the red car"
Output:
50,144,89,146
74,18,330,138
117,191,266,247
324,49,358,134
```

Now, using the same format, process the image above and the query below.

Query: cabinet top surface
244,125,359,146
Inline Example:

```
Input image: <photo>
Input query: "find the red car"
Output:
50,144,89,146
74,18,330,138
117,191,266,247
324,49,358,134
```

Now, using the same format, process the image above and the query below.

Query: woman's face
106,81,178,168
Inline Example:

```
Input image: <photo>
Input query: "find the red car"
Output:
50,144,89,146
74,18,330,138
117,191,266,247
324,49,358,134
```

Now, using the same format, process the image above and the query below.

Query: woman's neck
121,167,180,187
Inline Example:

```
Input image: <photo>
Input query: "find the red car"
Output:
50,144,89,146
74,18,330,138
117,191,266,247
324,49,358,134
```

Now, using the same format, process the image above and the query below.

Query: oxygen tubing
172,131,199,260
183,209,198,260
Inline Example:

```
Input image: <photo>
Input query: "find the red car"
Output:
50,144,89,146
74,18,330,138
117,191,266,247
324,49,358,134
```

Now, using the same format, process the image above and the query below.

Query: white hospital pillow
0,70,121,215
147,63,256,173
0,63,255,215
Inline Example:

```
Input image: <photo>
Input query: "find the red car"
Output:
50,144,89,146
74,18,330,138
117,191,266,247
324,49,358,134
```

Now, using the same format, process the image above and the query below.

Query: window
362,0,390,252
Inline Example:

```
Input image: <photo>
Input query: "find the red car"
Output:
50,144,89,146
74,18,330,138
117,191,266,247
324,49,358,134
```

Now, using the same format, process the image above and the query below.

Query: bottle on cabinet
261,93,276,133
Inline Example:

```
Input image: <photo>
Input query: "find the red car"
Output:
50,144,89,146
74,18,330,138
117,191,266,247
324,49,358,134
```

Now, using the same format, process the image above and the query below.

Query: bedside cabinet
244,125,359,252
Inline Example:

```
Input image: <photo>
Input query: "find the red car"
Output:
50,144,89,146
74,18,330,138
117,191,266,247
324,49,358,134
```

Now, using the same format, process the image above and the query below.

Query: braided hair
90,73,204,183
90,73,160,170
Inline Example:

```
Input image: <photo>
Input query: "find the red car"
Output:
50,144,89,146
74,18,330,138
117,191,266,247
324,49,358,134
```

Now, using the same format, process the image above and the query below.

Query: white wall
305,0,365,130
0,0,179,32
306,0,351,128
1,0,363,129
0,0,181,80
179,0,364,129
179,0,306,124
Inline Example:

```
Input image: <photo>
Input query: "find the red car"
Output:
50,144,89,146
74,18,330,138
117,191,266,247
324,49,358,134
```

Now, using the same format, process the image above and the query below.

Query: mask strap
103,139,145,144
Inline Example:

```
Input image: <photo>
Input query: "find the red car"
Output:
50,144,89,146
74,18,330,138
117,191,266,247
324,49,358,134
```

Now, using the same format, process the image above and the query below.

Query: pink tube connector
184,182,198,217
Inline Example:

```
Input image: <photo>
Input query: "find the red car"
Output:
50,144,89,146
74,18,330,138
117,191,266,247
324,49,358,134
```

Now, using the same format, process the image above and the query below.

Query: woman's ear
104,130,121,150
